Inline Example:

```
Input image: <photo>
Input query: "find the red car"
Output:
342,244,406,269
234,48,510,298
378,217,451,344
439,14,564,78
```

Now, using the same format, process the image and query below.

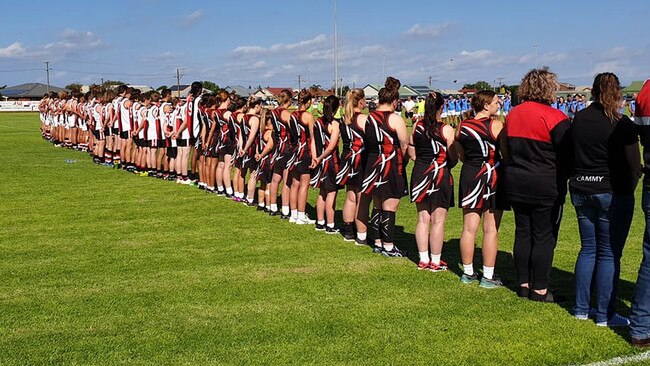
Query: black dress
287,110,312,175
215,109,235,156
410,120,454,207
269,107,291,174
311,117,340,192
336,112,366,189
361,110,407,198
457,117,499,209
240,114,259,173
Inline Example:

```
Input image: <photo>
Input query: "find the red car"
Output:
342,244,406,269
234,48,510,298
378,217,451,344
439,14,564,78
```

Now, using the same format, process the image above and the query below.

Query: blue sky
1,0,648,90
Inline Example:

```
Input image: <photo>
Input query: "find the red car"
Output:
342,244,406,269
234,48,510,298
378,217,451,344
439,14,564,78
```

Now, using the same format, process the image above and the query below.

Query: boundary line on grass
578,351,650,366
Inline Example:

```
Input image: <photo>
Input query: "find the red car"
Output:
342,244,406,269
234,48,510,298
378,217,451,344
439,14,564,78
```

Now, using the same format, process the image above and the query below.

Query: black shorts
157,140,166,148
112,127,119,134
92,130,100,139
167,147,178,159
177,138,188,147
104,127,113,136
120,131,130,139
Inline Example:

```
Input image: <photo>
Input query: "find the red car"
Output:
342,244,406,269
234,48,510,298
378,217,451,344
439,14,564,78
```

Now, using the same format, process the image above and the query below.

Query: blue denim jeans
631,182,650,338
572,192,634,323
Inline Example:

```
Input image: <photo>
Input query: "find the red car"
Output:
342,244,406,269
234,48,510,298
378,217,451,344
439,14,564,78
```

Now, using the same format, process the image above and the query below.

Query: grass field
0,112,648,365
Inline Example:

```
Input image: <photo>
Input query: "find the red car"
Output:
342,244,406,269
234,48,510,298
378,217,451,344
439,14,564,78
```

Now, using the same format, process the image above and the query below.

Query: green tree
65,83,82,92
202,81,219,93
462,81,491,91
156,85,169,91
101,80,126,90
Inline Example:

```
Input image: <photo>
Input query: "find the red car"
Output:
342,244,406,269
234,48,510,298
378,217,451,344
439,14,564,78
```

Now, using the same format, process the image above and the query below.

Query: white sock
225,187,233,194
258,202,265,207
291,209,298,219
326,222,335,228
247,197,254,203
317,220,325,226
430,254,441,265
357,232,367,240
463,264,474,276
483,266,494,280
270,204,278,212
383,243,394,251
217,185,224,191
282,206,290,215
419,251,430,263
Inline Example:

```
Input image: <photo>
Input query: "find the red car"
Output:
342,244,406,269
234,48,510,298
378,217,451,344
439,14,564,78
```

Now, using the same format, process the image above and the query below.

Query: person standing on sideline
408,92,457,271
456,90,504,288
362,77,409,257
630,79,650,347
503,68,571,302
403,96,416,122
570,72,641,327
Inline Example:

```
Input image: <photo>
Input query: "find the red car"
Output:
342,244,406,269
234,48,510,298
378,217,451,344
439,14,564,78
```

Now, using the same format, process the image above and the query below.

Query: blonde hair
518,67,559,105
344,88,365,125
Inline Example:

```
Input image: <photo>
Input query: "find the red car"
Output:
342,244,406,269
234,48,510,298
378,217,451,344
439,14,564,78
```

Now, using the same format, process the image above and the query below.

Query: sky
1,0,648,91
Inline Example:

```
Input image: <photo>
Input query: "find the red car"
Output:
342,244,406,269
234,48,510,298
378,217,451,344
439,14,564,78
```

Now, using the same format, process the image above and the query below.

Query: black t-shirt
569,103,638,195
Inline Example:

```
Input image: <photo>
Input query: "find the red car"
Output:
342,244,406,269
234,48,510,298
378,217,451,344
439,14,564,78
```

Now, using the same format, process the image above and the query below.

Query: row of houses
2,81,646,101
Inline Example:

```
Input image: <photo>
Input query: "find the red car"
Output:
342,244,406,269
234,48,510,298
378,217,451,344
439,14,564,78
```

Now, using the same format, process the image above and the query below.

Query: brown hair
215,90,230,106
344,88,365,125
378,76,400,105
149,91,161,103
518,67,558,105
297,89,313,106
103,90,116,103
471,90,497,113
278,89,293,106
592,72,622,120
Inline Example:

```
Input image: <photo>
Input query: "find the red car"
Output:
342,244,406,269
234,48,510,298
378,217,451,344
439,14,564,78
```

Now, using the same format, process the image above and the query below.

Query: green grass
0,112,647,365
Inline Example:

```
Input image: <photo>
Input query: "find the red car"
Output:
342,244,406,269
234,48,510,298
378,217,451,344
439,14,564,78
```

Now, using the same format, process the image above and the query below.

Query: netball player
338,89,369,244
310,95,341,233
230,96,247,200
288,89,316,224
361,77,409,256
255,110,275,210
408,91,457,271
268,89,294,218
241,99,262,205
456,90,504,288
214,91,235,197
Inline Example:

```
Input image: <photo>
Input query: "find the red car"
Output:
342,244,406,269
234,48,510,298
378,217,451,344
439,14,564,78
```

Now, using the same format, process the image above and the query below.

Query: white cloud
0,42,26,58
180,10,203,28
403,23,455,38
231,34,328,57
44,29,102,53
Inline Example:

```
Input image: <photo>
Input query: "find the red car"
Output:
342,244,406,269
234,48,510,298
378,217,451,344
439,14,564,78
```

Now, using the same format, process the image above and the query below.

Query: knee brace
381,211,396,243
370,208,382,241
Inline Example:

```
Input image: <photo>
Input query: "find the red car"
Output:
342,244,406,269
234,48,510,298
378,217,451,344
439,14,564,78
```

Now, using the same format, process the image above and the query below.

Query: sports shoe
289,216,297,223
280,213,290,220
381,246,405,258
417,261,430,270
528,290,557,303
596,313,630,327
480,275,504,289
342,232,355,242
216,190,225,196
269,210,280,216
429,260,448,272
574,309,596,320
631,336,650,348
325,226,340,234
139,171,149,177
461,273,479,284
296,215,316,225
225,193,233,198
315,223,326,231
355,238,367,246
372,245,383,254
256,205,266,211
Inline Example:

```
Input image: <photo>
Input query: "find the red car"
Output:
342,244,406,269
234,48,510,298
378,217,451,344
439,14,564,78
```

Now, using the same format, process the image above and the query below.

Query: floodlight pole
45,61,51,93
334,0,339,97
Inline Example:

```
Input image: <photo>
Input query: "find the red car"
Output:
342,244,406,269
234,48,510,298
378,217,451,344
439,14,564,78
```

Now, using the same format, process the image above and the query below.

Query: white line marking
577,350,650,366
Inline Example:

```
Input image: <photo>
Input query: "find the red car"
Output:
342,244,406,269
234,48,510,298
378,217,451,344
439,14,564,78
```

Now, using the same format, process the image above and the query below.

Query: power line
0,68,43,73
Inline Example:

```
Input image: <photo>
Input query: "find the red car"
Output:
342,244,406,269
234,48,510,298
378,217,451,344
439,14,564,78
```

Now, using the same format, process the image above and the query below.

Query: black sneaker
256,205,265,211
216,190,225,196
355,237,367,246
325,226,340,234
225,193,233,198
342,232,355,242
198,185,206,190
315,223,326,231
381,246,405,258
269,210,280,216
280,214,290,220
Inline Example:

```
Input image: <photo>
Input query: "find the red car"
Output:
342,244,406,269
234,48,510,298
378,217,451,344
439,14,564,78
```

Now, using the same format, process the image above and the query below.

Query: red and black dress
269,107,291,174
215,109,235,156
310,117,340,192
410,120,453,206
287,110,312,175
457,117,499,209
240,114,259,173
256,130,272,185
231,112,243,169
361,110,407,198
336,113,366,188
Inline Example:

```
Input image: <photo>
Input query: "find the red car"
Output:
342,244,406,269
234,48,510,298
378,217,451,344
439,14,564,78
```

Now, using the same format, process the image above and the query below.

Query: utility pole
333,0,339,97
176,68,182,98
101,78,104,85
45,61,51,93
497,77,505,91
298,74,302,90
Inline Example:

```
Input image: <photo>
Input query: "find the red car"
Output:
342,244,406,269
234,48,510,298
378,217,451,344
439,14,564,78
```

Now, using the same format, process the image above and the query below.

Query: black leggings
512,201,563,290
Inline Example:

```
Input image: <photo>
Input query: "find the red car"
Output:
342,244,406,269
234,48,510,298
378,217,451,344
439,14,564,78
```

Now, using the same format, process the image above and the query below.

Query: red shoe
417,261,430,270
429,260,448,272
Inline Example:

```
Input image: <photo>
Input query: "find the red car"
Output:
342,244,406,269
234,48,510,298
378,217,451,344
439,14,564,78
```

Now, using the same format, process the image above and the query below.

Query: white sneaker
297,215,316,225
289,216,297,223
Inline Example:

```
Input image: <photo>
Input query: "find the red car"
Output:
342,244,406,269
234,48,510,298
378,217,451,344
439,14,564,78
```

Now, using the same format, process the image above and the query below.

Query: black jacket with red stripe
503,101,571,205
